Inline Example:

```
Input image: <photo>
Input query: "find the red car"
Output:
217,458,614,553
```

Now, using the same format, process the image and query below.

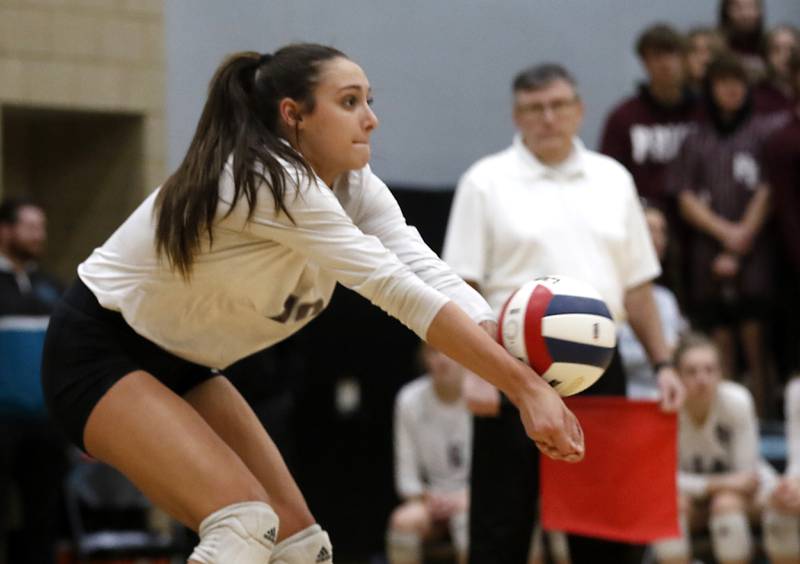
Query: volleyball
498,275,616,396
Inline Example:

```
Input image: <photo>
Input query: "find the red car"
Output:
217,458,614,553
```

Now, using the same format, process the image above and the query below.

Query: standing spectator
600,23,698,216
0,198,68,564
671,52,789,417
754,25,800,116
762,49,800,382
686,27,727,95
386,343,471,564
443,63,683,564
718,0,767,81
653,332,775,564
619,204,689,400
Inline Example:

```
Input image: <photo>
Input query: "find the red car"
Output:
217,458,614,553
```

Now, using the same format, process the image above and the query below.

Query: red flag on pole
540,397,679,543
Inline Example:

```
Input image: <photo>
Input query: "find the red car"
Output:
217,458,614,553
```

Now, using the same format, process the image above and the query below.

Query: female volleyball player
652,332,774,564
40,44,584,564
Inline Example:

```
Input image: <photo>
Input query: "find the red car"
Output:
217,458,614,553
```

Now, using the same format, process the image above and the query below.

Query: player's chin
351,143,371,163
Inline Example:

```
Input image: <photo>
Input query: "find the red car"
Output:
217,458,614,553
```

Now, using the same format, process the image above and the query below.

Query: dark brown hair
673,332,719,368
706,50,750,83
636,23,687,57
154,43,346,278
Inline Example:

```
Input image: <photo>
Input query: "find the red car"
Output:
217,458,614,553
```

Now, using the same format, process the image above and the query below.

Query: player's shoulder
717,380,756,413
397,375,433,407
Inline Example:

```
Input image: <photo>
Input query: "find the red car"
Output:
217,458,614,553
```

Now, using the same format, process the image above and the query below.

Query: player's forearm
426,301,537,406
707,471,754,495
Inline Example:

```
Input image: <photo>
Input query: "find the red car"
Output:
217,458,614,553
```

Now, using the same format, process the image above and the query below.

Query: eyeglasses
516,97,579,119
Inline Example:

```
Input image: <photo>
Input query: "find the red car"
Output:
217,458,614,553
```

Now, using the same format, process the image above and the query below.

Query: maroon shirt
763,112,800,273
754,81,794,117
669,110,789,303
600,86,700,211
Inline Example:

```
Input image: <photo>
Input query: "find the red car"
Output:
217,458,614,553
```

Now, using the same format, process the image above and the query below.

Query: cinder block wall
0,0,165,280
0,0,165,193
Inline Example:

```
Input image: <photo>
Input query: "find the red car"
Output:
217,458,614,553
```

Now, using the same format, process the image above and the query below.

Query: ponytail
155,44,345,278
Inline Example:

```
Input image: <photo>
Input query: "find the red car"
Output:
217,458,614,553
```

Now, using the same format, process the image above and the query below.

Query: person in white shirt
386,343,471,564
39,44,585,564
619,204,689,399
762,376,800,564
443,62,684,564
653,332,775,564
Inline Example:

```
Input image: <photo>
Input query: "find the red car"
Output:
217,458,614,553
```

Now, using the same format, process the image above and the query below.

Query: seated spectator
652,332,776,564
386,343,471,564
619,204,688,399
670,52,789,417
763,377,800,564
686,27,727,95
754,25,799,116
600,23,698,216
718,0,767,81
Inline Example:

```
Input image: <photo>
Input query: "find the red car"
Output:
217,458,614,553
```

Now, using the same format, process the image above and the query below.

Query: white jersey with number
677,380,760,498
394,376,472,498
78,160,493,369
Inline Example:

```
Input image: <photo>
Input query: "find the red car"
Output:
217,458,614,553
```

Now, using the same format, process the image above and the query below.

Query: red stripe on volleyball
525,285,554,374
497,291,514,349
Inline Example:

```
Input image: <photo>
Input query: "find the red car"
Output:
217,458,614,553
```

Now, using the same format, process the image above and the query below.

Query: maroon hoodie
600,85,700,212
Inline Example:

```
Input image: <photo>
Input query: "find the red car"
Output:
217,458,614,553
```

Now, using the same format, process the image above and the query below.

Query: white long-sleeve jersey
394,376,472,499
78,161,493,369
677,381,760,498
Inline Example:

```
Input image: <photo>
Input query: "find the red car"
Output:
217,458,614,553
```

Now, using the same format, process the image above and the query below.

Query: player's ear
278,98,304,129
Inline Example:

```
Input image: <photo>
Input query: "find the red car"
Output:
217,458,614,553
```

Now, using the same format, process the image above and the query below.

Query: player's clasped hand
514,372,585,462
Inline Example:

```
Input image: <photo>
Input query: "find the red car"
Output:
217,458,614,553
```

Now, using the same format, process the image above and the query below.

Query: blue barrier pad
0,316,49,418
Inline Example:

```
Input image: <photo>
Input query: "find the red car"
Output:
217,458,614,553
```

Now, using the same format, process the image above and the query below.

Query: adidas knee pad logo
264,527,277,543
316,546,332,562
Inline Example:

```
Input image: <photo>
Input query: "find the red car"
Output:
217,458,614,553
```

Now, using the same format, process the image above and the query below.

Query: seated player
763,376,800,564
653,332,776,564
386,343,471,564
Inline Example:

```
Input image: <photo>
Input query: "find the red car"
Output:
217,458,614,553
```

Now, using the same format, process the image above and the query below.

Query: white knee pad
710,511,752,562
271,524,332,563
763,509,800,559
448,511,468,554
652,513,689,562
386,529,421,563
547,530,569,563
190,501,279,564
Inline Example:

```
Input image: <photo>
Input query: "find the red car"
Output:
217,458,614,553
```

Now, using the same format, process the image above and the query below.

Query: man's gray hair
512,63,577,93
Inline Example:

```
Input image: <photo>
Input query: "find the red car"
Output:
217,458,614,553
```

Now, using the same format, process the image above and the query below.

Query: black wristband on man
653,360,674,373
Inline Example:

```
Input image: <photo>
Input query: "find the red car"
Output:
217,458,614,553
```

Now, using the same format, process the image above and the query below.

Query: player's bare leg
83,371,276,563
184,375,315,540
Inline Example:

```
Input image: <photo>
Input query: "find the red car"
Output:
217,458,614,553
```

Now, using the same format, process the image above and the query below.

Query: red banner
540,397,679,543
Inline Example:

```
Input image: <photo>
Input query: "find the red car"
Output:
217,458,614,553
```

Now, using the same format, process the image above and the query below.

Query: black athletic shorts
41,278,216,452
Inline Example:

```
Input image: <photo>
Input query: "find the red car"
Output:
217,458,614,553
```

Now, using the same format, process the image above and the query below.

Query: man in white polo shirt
443,63,684,564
